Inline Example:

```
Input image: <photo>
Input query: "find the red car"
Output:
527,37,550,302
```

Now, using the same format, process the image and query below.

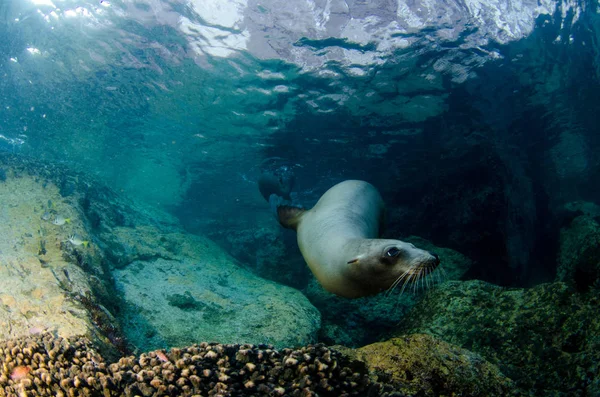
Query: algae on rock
351,334,515,397
0,164,119,356
395,280,600,395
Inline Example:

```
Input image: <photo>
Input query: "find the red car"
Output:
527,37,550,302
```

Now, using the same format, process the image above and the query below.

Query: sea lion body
277,180,440,298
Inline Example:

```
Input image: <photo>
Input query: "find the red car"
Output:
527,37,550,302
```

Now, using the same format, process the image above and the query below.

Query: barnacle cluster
0,333,370,396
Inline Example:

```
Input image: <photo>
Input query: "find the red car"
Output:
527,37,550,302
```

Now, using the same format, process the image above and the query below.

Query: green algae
352,334,515,397
395,280,600,395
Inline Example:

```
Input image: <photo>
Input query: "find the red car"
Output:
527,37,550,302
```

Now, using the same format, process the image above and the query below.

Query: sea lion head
345,239,440,296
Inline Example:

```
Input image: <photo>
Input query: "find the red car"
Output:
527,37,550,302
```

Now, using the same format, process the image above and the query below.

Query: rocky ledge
0,153,319,356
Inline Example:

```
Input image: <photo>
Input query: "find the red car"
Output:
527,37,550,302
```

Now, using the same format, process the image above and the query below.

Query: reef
0,333,370,397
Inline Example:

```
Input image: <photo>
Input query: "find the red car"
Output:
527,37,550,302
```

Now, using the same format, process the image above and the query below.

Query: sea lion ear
347,258,359,264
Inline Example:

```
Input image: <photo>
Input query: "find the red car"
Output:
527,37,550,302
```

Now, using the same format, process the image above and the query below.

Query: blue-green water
1,1,600,395
2,0,599,285
4,0,599,289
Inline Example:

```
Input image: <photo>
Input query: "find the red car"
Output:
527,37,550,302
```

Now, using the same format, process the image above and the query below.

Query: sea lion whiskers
417,265,444,293
402,271,418,295
386,268,412,296
421,262,446,290
387,260,438,296
415,264,430,293
386,257,426,295
387,261,421,296
425,266,435,290
434,265,447,285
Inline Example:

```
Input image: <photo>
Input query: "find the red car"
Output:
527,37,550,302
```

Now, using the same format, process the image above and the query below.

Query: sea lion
257,158,296,201
268,180,440,298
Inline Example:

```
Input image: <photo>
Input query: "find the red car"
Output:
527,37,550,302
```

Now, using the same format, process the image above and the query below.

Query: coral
0,334,370,397
1,332,523,396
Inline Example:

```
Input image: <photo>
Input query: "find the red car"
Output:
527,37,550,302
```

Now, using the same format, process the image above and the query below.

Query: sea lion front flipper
276,205,306,230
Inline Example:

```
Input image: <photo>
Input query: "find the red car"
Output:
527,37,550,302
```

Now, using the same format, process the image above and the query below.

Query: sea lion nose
431,253,440,265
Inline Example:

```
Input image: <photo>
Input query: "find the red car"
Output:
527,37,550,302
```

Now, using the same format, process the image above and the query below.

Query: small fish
155,350,169,362
68,234,89,247
28,326,44,335
41,211,52,221
10,365,30,380
52,216,71,226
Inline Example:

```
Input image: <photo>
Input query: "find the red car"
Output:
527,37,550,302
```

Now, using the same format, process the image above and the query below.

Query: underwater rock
99,225,186,268
205,224,311,289
0,333,371,396
304,238,472,347
0,167,120,356
0,154,185,357
394,280,600,395
112,229,321,351
404,236,472,281
563,200,600,218
0,154,321,357
351,334,515,397
556,214,600,291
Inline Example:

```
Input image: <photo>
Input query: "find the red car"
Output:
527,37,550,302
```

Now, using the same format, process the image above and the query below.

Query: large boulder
112,230,321,351
394,280,600,395
350,334,515,396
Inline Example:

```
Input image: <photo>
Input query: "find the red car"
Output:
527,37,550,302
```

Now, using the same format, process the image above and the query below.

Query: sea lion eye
386,247,401,257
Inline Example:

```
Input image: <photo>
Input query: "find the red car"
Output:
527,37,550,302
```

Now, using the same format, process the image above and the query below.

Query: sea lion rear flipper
277,205,306,230
268,194,305,230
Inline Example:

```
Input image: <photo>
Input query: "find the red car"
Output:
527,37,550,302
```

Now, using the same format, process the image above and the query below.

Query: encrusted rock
354,334,514,397
395,280,600,395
